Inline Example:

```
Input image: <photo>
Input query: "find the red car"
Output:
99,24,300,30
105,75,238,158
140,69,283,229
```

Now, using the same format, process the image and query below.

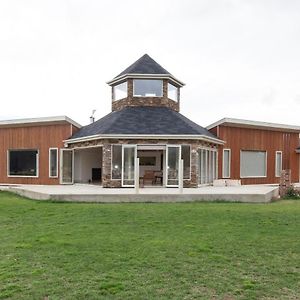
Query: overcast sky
1,0,300,127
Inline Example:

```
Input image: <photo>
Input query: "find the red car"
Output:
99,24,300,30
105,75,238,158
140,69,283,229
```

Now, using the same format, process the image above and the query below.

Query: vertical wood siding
213,126,300,184
0,123,75,185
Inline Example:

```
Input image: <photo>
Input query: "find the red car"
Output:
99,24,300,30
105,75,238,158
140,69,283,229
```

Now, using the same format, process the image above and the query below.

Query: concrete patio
0,183,279,203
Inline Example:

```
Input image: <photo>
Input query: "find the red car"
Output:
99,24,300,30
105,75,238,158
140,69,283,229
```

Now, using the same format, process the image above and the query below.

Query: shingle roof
70,106,218,139
115,54,171,78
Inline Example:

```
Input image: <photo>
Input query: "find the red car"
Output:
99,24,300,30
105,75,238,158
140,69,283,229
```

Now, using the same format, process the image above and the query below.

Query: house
64,54,223,187
207,118,300,184
0,54,299,188
0,116,80,185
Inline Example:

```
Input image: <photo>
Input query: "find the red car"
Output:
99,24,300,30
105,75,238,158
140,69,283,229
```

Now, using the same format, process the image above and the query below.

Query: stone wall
112,79,180,112
68,138,218,188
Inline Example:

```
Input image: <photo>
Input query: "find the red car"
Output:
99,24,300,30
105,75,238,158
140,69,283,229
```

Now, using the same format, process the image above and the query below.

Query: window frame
240,150,267,178
133,79,163,97
49,148,59,178
222,149,231,178
112,81,128,101
167,82,179,102
7,149,39,178
197,147,218,185
275,151,283,178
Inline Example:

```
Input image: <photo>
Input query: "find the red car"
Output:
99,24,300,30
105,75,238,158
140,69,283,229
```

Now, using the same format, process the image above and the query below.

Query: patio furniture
143,171,156,185
154,171,163,185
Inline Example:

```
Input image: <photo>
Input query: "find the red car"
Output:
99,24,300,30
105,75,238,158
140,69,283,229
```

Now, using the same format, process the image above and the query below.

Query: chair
143,171,156,185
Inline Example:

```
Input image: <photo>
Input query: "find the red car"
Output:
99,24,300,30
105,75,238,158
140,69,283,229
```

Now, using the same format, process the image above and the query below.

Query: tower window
113,82,127,101
133,79,163,97
168,82,179,101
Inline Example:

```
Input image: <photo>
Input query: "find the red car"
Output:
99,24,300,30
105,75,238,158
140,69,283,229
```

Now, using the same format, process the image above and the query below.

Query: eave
64,134,224,146
207,117,300,133
107,73,185,87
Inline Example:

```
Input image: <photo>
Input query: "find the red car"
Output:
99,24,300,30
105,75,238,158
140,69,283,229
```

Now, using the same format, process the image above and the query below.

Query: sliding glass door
166,145,181,187
122,145,137,187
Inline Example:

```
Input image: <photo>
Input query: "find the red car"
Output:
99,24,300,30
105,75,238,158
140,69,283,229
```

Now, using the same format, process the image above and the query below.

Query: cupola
107,54,185,112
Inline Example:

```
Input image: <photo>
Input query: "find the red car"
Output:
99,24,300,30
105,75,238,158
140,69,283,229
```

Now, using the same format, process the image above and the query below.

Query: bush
284,186,300,199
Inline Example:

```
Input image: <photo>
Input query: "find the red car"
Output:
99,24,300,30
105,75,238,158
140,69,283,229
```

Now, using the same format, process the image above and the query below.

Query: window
222,149,231,178
8,149,38,177
113,82,127,101
198,148,217,184
181,145,191,179
133,79,163,97
240,150,267,178
49,148,58,178
168,83,178,101
275,151,282,177
139,156,156,166
112,145,122,179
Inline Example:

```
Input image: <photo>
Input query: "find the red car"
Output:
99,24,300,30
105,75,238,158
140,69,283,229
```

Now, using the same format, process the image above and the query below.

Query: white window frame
197,147,218,185
240,150,267,178
133,79,163,97
59,149,74,184
49,148,58,178
222,149,231,178
275,151,283,178
7,149,39,178
167,82,179,102
166,144,182,187
112,81,128,101
121,144,137,187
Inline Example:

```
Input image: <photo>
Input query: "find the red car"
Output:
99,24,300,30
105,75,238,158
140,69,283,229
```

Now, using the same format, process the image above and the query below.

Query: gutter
64,134,225,146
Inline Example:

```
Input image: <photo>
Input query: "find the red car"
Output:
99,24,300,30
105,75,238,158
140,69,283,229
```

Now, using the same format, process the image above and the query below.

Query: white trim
222,149,231,178
7,149,39,178
121,145,137,187
167,82,179,102
112,81,128,102
207,117,300,132
0,115,81,128
137,145,166,150
49,148,58,178
240,150,267,178
275,151,283,178
64,134,224,145
133,79,163,98
107,73,185,87
166,145,181,187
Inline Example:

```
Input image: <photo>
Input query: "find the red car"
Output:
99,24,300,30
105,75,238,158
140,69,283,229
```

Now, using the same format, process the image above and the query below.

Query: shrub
284,186,300,199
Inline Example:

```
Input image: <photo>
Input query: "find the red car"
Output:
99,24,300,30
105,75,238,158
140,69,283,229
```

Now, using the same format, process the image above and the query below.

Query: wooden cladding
213,125,300,184
0,123,74,185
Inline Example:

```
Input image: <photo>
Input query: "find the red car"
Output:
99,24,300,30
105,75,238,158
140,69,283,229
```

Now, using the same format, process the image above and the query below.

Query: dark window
9,150,38,177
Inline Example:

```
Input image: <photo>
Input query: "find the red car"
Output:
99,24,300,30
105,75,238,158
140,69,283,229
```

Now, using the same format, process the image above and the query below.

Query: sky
0,0,300,127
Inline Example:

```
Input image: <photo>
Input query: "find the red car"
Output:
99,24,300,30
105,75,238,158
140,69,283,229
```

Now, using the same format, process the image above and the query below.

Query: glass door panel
61,149,73,184
122,145,136,187
166,145,180,187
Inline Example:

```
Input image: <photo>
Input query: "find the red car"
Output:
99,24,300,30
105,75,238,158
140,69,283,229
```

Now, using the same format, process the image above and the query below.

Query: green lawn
0,192,299,299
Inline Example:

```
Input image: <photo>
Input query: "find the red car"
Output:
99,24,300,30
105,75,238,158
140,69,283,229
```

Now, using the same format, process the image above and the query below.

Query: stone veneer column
102,143,111,187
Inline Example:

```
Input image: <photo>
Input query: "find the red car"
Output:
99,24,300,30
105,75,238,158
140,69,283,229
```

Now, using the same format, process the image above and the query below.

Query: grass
0,191,299,299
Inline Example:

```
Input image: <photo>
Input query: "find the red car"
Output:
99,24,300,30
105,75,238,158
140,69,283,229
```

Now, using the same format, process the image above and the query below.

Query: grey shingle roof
115,54,171,78
70,106,218,139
